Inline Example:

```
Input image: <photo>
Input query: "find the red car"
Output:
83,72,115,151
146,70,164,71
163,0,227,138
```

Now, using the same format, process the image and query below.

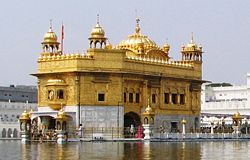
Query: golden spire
90,14,105,37
135,18,141,34
49,19,53,31
42,20,58,43
97,14,100,25
190,32,194,43
143,98,155,115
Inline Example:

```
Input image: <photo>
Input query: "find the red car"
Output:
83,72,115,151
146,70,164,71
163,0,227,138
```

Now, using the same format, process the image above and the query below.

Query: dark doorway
124,112,141,128
2,128,6,138
195,117,199,132
171,122,178,133
7,128,12,138
48,118,56,130
13,128,18,138
124,112,141,138
40,116,56,130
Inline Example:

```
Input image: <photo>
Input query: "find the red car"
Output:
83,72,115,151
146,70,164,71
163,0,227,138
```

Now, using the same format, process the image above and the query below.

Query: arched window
150,117,154,125
7,128,12,138
2,128,6,138
48,90,54,100
62,121,67,131
57,89,64,99
57,121,61,130
144,117,149,124
13,128,18,138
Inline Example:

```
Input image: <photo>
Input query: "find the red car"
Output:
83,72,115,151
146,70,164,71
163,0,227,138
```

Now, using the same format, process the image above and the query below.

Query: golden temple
31,17,203,136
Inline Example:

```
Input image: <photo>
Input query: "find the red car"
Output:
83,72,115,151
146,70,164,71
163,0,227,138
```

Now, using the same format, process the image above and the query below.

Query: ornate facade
32,18,203,136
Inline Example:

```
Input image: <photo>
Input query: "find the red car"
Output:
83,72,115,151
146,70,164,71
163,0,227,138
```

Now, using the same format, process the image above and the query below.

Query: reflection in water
0,141,249,159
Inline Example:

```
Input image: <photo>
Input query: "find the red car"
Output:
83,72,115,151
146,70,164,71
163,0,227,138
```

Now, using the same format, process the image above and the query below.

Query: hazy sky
0,0,250,86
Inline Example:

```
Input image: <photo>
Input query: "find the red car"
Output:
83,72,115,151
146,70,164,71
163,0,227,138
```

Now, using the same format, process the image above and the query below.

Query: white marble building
200,74,250,127
0,85,37,138
201,74,250,116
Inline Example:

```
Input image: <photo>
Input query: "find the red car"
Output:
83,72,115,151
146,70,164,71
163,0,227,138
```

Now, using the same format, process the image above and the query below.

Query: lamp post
117,101,122,138
222,118,225,134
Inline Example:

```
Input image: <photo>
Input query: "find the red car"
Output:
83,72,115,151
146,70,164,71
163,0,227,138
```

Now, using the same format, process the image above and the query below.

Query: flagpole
61,22,64,54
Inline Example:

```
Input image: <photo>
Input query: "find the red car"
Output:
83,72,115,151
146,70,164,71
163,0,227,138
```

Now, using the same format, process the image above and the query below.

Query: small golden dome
43,27,58,43
233,112,241,119
56,109,67,120
145,105,153,113
90,23,105,38
181,119,187,124
182,34,202,52
105,41,112,49
143,99,155,116
19,110,31,120
163,42,170,53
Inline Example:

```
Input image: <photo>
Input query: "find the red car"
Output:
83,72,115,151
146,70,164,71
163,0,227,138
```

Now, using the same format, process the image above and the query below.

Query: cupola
41,21,60,55
88,14,107,49
181,33,203,62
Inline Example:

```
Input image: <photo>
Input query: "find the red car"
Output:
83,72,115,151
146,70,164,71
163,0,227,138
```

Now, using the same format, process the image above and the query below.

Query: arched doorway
39,116,56,130
124,112,141,128
13,128,18,138
124,112,141,138
7,128,12,138
195,117,199,132
2,128,6,138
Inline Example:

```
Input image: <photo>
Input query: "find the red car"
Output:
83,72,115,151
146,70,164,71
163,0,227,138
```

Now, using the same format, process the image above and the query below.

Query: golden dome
145,105,153,113
182,34,202,52
233,112,241,119
56,109,66,119
43,27,58,43
19,110,31,120
143,99,155,116
181,119,187,124
116,18,160,54
163,42,170,53
90,23,105,38
105,41,112,49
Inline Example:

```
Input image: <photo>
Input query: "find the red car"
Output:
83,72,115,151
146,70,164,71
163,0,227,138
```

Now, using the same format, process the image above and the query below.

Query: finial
97,14,100,24
136,18,140,26
191,32,194,43
135,18,141,34
49,19,53,31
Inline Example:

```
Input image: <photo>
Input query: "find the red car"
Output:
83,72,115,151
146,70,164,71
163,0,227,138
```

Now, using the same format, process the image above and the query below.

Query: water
0,140,250,160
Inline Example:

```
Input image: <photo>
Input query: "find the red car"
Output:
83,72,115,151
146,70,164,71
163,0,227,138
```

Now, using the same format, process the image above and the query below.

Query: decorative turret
41,20,60,56
19,110,31,143
142,98,155,140
181,33,203,62
162,41,170,54
232,112,242,127
89,14,107,49
143,99,155,125
55,108,68,144
232,111,242,134
105,40,112,49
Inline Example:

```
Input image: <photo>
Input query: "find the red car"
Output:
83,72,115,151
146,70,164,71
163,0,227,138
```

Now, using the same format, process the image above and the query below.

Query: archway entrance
2,128,6,138
39,116,56,130
124,112,141,128
124,112,141,138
